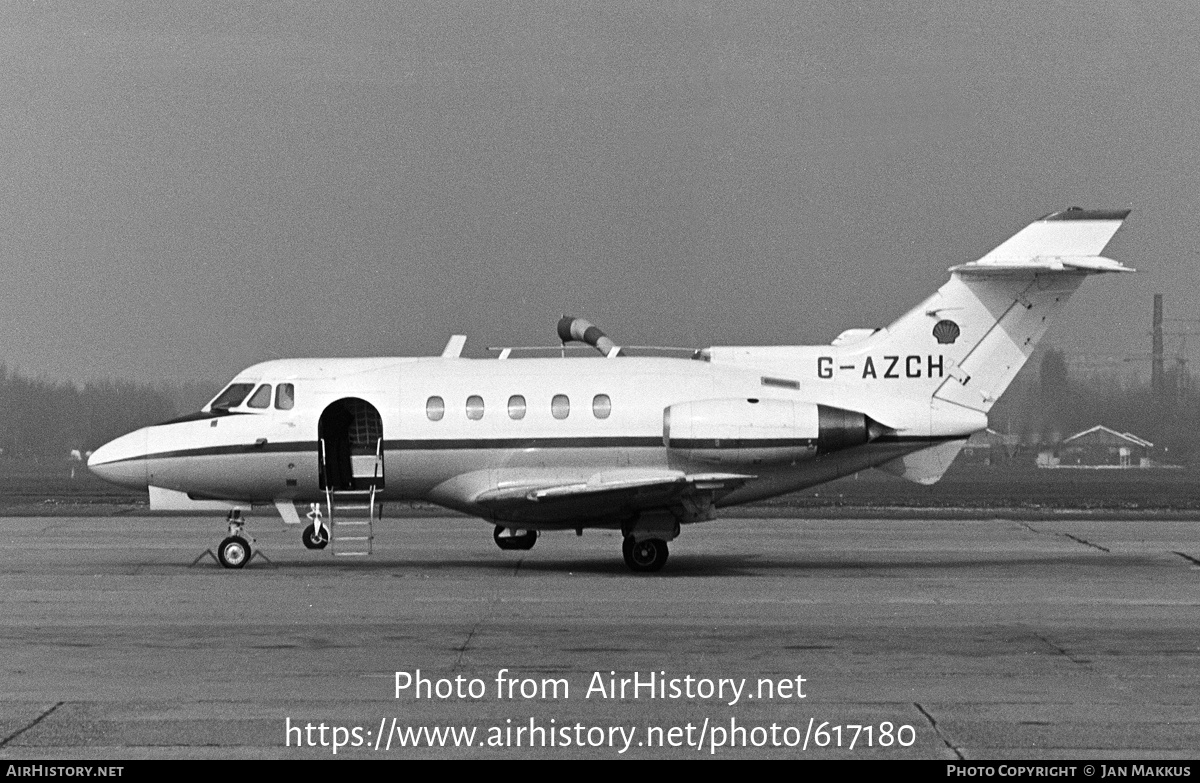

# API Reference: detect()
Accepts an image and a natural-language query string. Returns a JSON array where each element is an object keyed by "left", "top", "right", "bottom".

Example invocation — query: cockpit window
[
  {"left": 275, "top": 383, "right": 295, "bottom": 410},
  {"left": 246, "top": 384, "right": 272, "bottom": 409},
  {"left": 209, "top": 383, "right": 255, "bottom": 410}
]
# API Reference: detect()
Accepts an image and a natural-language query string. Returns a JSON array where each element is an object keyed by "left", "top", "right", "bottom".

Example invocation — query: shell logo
[{"left": 933, "top": 319, "right": 960, "bottom": 345}]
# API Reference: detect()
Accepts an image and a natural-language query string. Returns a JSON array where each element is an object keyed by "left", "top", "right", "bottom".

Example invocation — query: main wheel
[
  {"left": 493, "top": 526, "right": 538, "bottom": 551},
  {"left": 218, "top": 536, "right": 251, "bottom": 569},
  {"left": 622, "top": 535, "right": 668, "bottom": 572},
  {"left": 302, "top": 523, "right": 328, "bottom": 550}
]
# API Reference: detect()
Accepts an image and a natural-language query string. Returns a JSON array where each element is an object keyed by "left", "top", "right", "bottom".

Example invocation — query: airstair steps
[
  {"left": 327, "top": 487, "right": 377, "bottom": 557},
  {"left": 320, "top": 437, "right": 384, "bottom": 558}
]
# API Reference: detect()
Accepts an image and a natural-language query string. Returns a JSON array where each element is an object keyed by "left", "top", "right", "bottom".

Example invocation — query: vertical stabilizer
[{"left": 839, "top": 208, "right": 1132, "bottom": 414}]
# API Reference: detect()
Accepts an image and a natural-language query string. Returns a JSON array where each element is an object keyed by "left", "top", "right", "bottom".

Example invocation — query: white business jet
[{"left": 89, "top": 208, "right": 1132, "bottom": 571}]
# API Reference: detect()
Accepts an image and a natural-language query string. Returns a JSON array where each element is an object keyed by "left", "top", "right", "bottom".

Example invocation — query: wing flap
[{"left": 474, "top": 470, "right": 753, "bottom": 523}]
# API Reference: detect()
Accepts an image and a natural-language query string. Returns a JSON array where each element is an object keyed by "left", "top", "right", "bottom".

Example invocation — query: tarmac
[{"left": 1, "top": 512, "right": 1198, "bottom": 759}]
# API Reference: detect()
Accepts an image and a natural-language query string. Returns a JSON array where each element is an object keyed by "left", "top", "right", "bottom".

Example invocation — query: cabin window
[
  {"left": 246, "top": 384, "right": 272, "bottom": 409},
  {"left": 466, "top": 395, "right": 485, "bottom": 420},
  {"left": 275, "top": 383, "right": 295, "bottom": 410},
  {"left": 508, "top": 395, "right": 526, "bottom": 420},
  {"left": 210, "top": 383, "right": 255, "bottom": 411},
  {"left": 592, "top": 394, "right": 612, "bottom": 419},
  {"left": 426, "top": 396, "right": 445, "bottom": 421},
  {"left": 551, "top": 394, "right": 570, "bottom": 420}
]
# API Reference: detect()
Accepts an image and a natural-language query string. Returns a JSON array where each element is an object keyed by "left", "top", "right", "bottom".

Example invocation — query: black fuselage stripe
[
  {"left": 391, "top": 437, "right": 664, "bottom": 450},
  {"left": 668, "top": 439, "right": 817, "bottom": 449},
  {"left": 96, "top": 437, "right": 663, "bottom": 464},
  {"left": 94, "top": 434, "right": 960, "bottom": 465}
]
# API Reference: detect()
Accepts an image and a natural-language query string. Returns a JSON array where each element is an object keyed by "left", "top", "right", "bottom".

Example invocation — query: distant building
[
  {"left": 1039, "top": 425, "right": 1155, "bottom": 468},
  {"left": 960, "top": 428, "right": 1021, "bottom": 466}
]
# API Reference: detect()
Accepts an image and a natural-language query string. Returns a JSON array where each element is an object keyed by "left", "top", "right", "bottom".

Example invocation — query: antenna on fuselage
[
  {"left": 557, "top": 316, "right": 623, "bottom": 358},
  {"left": 440, "top": 334, "right": 467, "bottom": 358}
]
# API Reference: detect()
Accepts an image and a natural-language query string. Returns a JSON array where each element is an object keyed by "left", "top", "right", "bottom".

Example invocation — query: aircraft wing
[{"left": 473, "top": 469, "right": 753, "bottom": 525}]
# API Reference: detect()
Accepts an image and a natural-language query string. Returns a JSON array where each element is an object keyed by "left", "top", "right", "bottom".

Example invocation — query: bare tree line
[
  {"left": 990, "top": 348, "right": 1198, "bottom": 461},
  {"left": 0, "top": 365, "right": 216, "bottom": 461}
]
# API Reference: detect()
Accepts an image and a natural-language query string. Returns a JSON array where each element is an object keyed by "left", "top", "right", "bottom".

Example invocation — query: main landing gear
[
  {"left": 493, "top": 526, "right": 538, "bottom": 551},
  {"left": 619, "top": 513, "right": 677, "bottom": 573},
  {"left": 217, "top": 509, "right": 253, "bottom": 569},
  {"left": 622, "top": 535, "right": 669, "bottom": 573}
]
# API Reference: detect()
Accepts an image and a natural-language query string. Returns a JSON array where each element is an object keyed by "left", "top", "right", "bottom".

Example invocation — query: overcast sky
[{"left": 2, "top": 1, "right": 1197, "bottom": 387}]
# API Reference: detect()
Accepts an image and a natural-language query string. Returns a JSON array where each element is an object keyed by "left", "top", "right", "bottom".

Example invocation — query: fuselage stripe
[
  {"left": 668, "top": 438, "right": 817, "bottom": 449},
  {"left": 92, "top": 434, "right": 959, "bottom": 466}
]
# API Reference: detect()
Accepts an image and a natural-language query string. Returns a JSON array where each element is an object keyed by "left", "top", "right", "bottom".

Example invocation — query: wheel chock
[{"left": 188, "top": 548, "right": 277, "bottom": 568}]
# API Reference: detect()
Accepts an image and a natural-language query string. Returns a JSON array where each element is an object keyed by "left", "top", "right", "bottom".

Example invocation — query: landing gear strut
[
  {"left": 303, "top": 503, "right": 328, "bottom": 550},
  {"left": 494, "top": 526, "right": 538, "bottom": 551},
  {"left": 217, "top": 509, "right": 253, "bottom": 569},
  {"left": 622, "top": 535, "right": 669, "bottom": 572}
]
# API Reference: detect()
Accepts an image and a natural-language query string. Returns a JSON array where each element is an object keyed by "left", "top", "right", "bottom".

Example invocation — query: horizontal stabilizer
[
  {"left": 1050, "top": 255, "right": 1135, "bottom": 273},
  {"left": 951, "top": 208, "right": 1131, "bottom": 275},
  {"left": 951, "top": 255, "right": 1134, "bottom": 276},
  {"left": 876, "top": 439, "right": 968, "bottom": 485}
]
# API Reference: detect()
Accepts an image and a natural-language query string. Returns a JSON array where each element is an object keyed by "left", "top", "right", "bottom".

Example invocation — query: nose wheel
[
  {"left": 218, "top": 535, "right": 251, "bottom": 568},
  {"left": 216, "top": 509, "right": 253, "bottom": 569},
  {"left": 302, "top": 523, "right": 329, "bottom": 549},
  {"left": 303, "top": 504, "right": 329, "bottom": 549}
]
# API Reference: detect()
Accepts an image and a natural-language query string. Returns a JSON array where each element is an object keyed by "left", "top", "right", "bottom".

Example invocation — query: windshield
[
  {"left": 209, "top": 383, "right": 255, "bottom": 411},
  {"left": 246, "top": 384, "right": 273, "bottom": 409}
]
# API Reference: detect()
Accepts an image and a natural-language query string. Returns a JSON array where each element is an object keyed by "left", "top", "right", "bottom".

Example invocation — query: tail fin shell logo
[{"left": 933, "top": 320, "right": 960, "bottom": 344}]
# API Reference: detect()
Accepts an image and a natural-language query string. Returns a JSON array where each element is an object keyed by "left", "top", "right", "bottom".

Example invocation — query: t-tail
[{"left": 829, "top": 207, "right": 1133, "bottom": 413}]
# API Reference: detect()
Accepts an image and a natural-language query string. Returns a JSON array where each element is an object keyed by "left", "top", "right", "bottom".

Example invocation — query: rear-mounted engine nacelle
[{"left": 663, "top": 398, "right": 886, "bottom": 465}]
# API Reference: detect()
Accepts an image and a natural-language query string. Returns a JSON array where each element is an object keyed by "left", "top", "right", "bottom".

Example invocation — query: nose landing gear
[
  {"left": 218, "top": 535, "right": 251, "bottom": 568},
  {"left": 302, "top": 524, "right": 328, "bottom": 549},
  {"left": 303, "top": 503, "right": 329, "bottom": 550},
  {"left": 217, "top": 509, "right": 254, "bottom": 569}
]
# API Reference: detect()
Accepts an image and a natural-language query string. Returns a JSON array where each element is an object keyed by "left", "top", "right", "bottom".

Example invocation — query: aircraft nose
[{"left": 88, "top": 429, "right": 151, "bottom": 489}]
